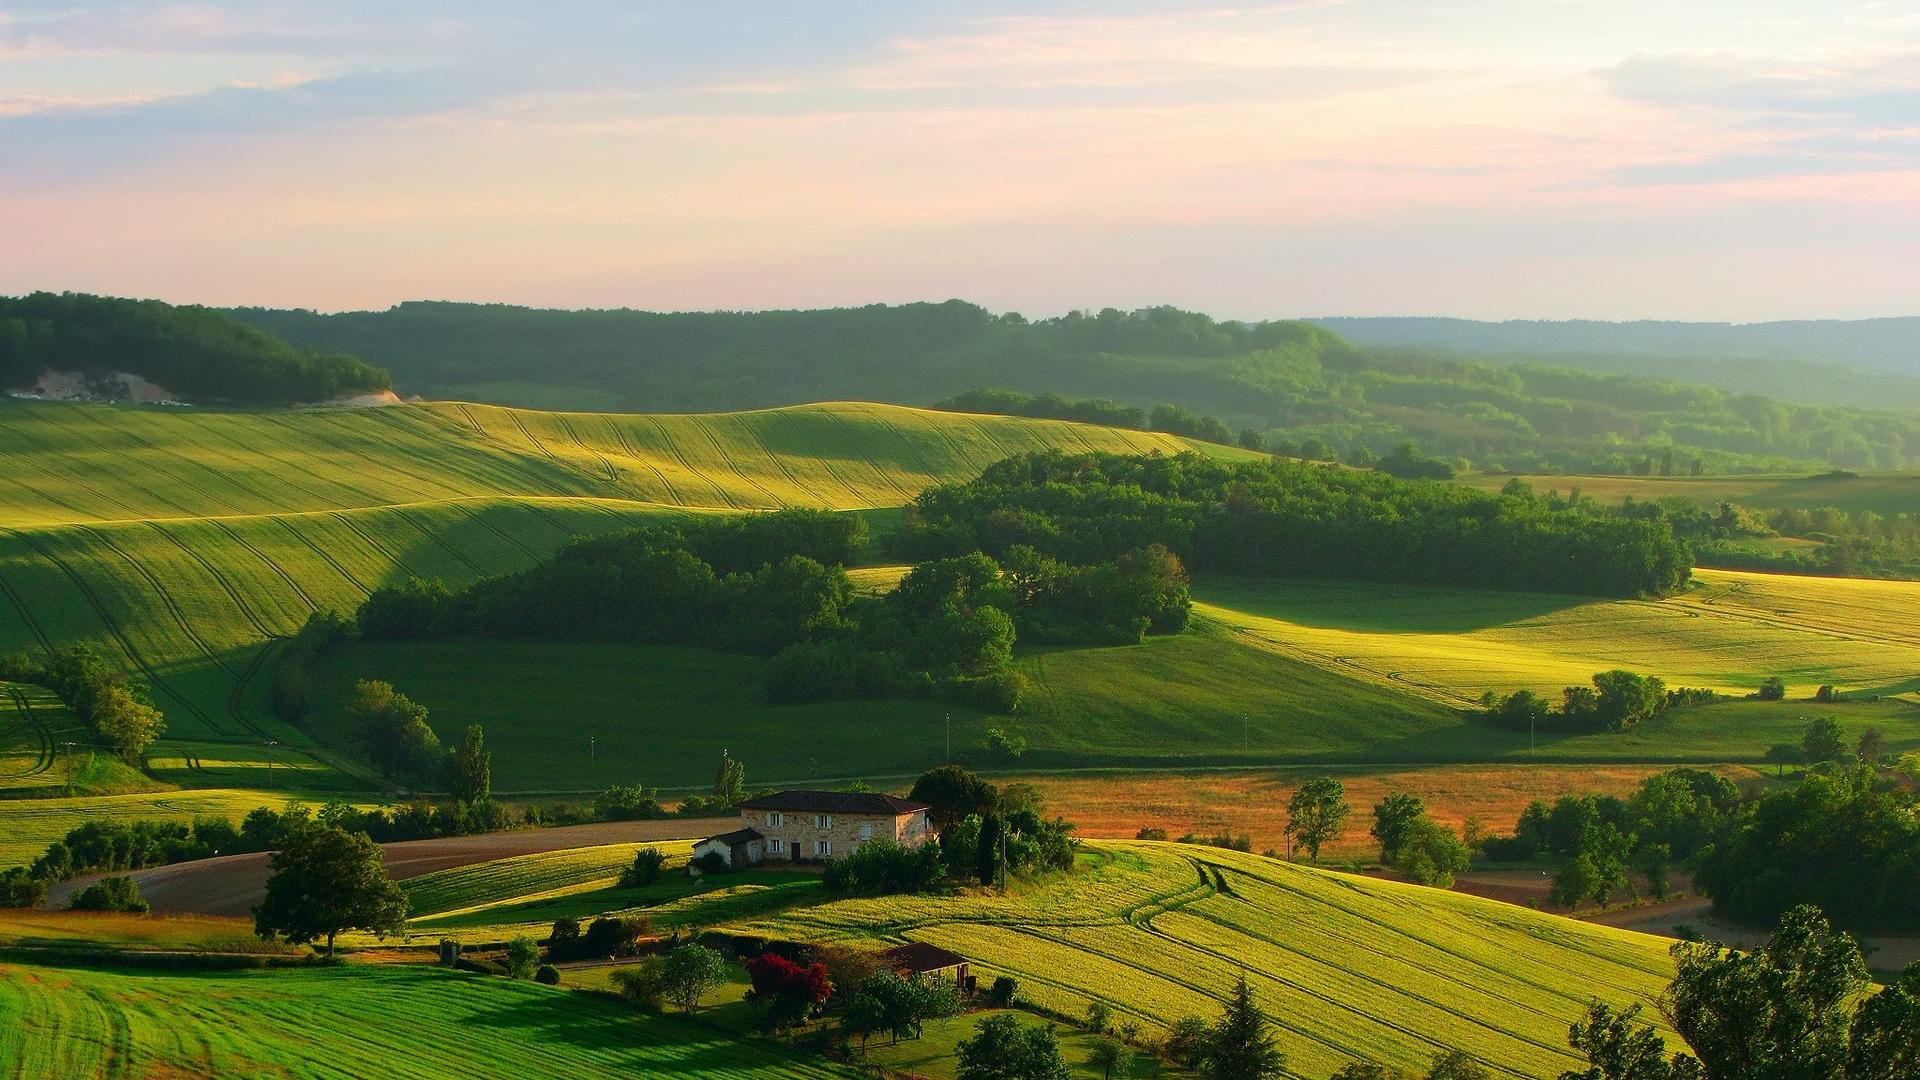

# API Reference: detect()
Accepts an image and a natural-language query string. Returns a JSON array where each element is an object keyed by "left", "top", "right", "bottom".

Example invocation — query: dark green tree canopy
[{"left": 252, "top": 825, "right": 407, "bottom": 956}]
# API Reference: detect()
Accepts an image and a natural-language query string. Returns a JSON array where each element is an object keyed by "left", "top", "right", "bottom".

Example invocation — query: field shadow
[
  {"left": 459, "top": 984, "right": 794, "bottom": 1069},
  {"left": 1191, "top": 575, "right": 1597, "bottom": 635}
]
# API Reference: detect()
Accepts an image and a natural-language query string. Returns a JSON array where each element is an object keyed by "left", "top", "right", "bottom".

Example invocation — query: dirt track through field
[{"left": 43, "top": 817, "right": 733, "bottom": 917}]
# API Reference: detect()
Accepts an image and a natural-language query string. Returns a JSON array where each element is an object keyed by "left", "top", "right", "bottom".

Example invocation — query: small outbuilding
[
  {"left": 691, "top": 826, "right": 763, "bottom": 870},
  {"left": 880, "top": 941, "right": 971, "bottom": 991}
]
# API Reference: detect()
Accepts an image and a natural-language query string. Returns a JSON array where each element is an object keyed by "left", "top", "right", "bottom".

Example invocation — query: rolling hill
[{"left": 0, "top": 399, "right": 1248, "bottom": 827}]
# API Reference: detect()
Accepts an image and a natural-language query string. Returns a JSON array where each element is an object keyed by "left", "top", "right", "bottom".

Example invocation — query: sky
[{"left": 1, "top": 1, "right": 1916, "bottom": 320}]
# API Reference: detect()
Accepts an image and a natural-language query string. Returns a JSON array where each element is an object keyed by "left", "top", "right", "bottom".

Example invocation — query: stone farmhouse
[{"left": 692, "top": 790, "right": 932, "bottom": 868}]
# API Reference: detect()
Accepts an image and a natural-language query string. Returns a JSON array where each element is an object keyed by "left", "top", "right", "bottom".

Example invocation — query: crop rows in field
[
  {"left": 738, "top": 842, "right": 1674, "bottom": 1078},
  {"left": 402, "top": 841, "right": 691, "bottom": 918},
  {"left": 0, "top": 962, "right": 856, "bottom": 1079}
]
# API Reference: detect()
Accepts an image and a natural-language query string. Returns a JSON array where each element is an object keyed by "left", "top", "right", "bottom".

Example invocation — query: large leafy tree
[
  {"left": 1559, "top": 1002, "right": 1702, "bottom": 1080},
  {"left": 252, "top": 826, "right": 406, "bottom": 957},
  {"left": 1285, "top": 776, "right": 1350, "bottom": 861},
  {"left": 956, "top": 1013, "right": 1069, "bottom": 1080},
  {"left": 1848, "top": 963, "right": 1920, "bottom": 1080},
  {"left": 448, "top": 724, "right": 491, "bottom": 805},
  {"left": 1660, "top": 905, "right": 1867, "bottom": 1080},
  {"left": 348, "top": 679, "right": 440, "bottom": 782},
  {"left": 910, "top": 765, "right": 999, "bottom": 834},
  {"left": 1370, "top": 793, "right": 1426, "bottom": 863}
]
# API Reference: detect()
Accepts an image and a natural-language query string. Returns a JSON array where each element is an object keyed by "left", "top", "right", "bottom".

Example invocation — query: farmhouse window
[
  {"left": 768, "top": 838, "right": 784, "bottom": 854},
  {"left": 815, "top": 840, "right": 832, "bottom": 857},
  {"left": 815, "top": 814, "right": 832, "bottom": 829},
  {"left": 767, "top": 812, "right": 784, "bottom": 827},
  {"left": 858, "top": 824, "right": 873, "bottom": 840}
]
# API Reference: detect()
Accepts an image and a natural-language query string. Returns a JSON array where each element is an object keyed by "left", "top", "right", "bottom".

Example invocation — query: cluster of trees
[
  {"left": 240, "top": 299, "right": 1920, "bottom": 473},
  {"left": 936, "top": 388, "right": 1251, "bottom": 447},
  {"left": 1482, "top": 671, "right": 1714, "bottom": 735},
  {"left": 1368, "top": 792, "right": 1473, "bottom": 889},
  {"left": 341, "top": 678, "right": 495, "bottom": 807},
  {"left": 896, "top": 451, "right": 1692, "bottom": 598},
  {"left": 357, "top": 510, "right": 865, "bottom": 652},
  {"left": 909, "top": 766, "right": 1078, "bottom": 887},
  {"left": 0, "top": 794, "right": 519, "bottom": 909},
  {"left": 268, "top": 610, "right": 350, "bottom": 725},
  {"left": 1565, "top": 906, "right": 1920, "bottom": 1080},
  {"left": 1, "top": 646, "right": 165, "bottom": 761},
  {"left": 1483, "top": 769, "right": 1742, "bottom": 908},
  {"left": 1, "top": 292, "right": 390, "bottom": 403},
  {"left": 1697, "top": 766, "right": 1920, "bottom": 933}
]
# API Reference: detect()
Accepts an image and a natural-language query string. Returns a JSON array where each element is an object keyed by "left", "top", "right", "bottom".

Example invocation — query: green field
[{"left": 0, "top": 961, "right": 856, "bottom": 1079}]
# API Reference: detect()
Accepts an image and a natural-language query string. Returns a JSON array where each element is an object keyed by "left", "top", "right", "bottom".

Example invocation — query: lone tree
[
  {"left": 1286, "top": 776, "right": 1350, "bottom": 861},
  {"left": 449, "top": 724, "right": 491, "bottom": 805},
  {"left": 956, "top": 1013, "right": 1070, "bottom": 1080},
  {"left": 253, "top": 825, "right": 407, "bottom": 957},
  {"left": 1801, "top": 717, "right": 1849, "bottom": 765},
  {"left": 659, "top": 942, "right": 727, "bottom": 1013},
  {"left": 910, "top": 765, "right": 999, "bottom": 834},
  {"left": 1204, "top": 976, "right": 1286, "bottom": 1080},
  {"left": 1371, "top": 792, "right": 1426, "bottom": 863}
]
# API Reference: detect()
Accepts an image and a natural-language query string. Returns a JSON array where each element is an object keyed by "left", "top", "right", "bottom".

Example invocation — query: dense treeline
[
  {"left": 0, "top": 797, "right": 512, "bottom": 908},
  {"left": 935, "top": 388, "right": 1245, "bottom": 447},
  {"left": 1696, "top": 767, "right": 1920, "bottom": 933},
  {"left": 1, "top": 292, "right": 390, "bottom": 403},
  {"left": 353, "top": 508, "right": 1187, "bottom": 710},
  {"left": 893, "top": 451, "right": 1692, "bottom": 598},
  {"left": 1477, "top": 722, "right": 1920, "bottom": 933},
  {"left": 1482, "top": 671, "right": 1715, "bottom": 734},
  {"left": 0, "top": 645, "right": 164, "bottom": 761},
  {"left": 235, "top": 299, "right": 1920, "bottom": 472},
  {"left": 357, "top": 510, "right": 865, "bottom": 651}
]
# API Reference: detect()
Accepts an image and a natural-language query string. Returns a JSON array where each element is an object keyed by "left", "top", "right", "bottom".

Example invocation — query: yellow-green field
[
  {"left": 1455, "top": 469, "right": 1920, "bottom": 517},
  {"left": 402, "top": 840, "right": 691, "bottom": 920},
  {"left": 381, "top": 840, "right": 1673, "bottom": 1078},
  {"left": 1197, "top": 568, "right": 1920, "bottom": 706}
]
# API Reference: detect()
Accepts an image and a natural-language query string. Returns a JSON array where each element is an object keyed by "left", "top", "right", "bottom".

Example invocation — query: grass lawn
[{"left": 862, "top": 1008, "right": 1173, "bottom": 1078}]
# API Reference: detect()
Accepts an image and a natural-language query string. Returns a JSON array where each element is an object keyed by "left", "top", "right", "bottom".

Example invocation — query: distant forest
[
  {"left": 236, "top": 301, "right": 1920, "bottom": 474},
  {"left": 0, "top": 293, "right": 391, "bottom": 405}
]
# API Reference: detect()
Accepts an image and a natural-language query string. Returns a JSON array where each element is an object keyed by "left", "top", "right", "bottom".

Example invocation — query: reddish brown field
[{"left": 1035, "top": 764, "right": 1764, "bottom": 860}]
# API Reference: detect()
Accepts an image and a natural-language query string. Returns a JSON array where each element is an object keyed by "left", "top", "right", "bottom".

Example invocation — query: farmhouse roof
[
  {"left": 880, "top": 942, "right": 968, "bottom": 974},
  {"left": 700, "top": 827, "right": 763, "bottom": 846},
  {"left": 737, "top": 790, "right": 930, "bottom": 815}
]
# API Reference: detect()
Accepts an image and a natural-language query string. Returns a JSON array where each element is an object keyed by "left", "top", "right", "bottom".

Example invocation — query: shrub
[
  {"left": 612, "top": 958, "right": 667, "bottom": 1011},
  {"left": 67, "top": 876, "right": 150, "bottom": 914},
  {"left": 988, "top": 975, "right": 1019, "bottom": 1006},
  {"left": 534, "top": 964, "right": 560, "bottom": 985},
  {"left": 1134, "top": 826, "right": 1169, "bottom": 841},
  {"left": 620, "top": 847, "right": 666, "bottom": 887},
  {"left": 504, "top": 936, "right": 540, "bottom": 979},
  {"left": 983, "top": 726, "right": 1028, "bottom": 759},
  {"left": 691, "top": 851, "right": 728, "bottom": 876},
  {"left": 822, "top": 839, "right": 944, "bottom": 896},
  {"left": 582, "top": 916, "right": 646, "bottom": 958},
  {"left": 1756, "top": 676, "right": 1787, "bottom": 701}
]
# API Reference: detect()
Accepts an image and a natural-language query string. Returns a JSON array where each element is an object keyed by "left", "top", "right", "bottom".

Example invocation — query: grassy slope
[
  {"left": 0, "top": 961, "right": 855, "bottom": 1080},
  {"left": 732, "top": 842, "right": 1677, "bottom": 1078},
  {"left": 401, "top": 840, "right": 690, "bottom": 918},
  {"left": 1454, "top": 469, "right": 1920, "bottom": 517}
]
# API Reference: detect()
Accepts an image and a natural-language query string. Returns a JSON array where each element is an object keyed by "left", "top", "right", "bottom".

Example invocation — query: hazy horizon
[{"left": 4, "top": 1, "right": 1916, "bottom": 321}]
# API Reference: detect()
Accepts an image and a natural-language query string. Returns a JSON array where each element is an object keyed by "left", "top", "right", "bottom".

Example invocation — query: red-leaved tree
[{"left": 745, "top": 953, "right": 833, "bottom": 1032}]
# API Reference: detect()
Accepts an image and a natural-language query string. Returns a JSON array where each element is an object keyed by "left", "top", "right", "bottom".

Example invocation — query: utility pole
[
  {"left": 945, "top": 713, "right": 951, "bottom": 763},
  {"left": 264, "top": 738, "right": 278, "bottom": 787},
  {"left": 590, "top": 735, "right": 596, "bottom": 767},
  {"left": 1243, "top": 715, "right": 1249, "bottom": 754}
]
